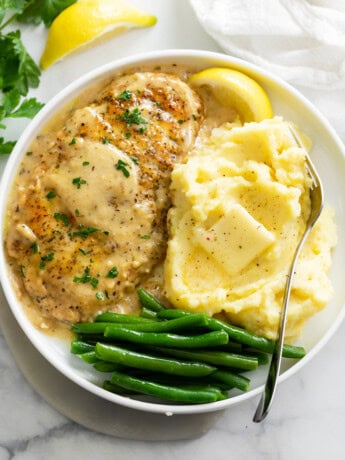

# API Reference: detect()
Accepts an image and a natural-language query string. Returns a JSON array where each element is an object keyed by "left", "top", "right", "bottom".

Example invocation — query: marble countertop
[{"left": 1, "top": 1, "right": 345, "bottom": 458}]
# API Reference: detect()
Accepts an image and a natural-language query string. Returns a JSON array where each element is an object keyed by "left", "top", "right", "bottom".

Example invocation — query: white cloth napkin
[{"left": 190, "top": 0, "right": 345, "bottom": 90}]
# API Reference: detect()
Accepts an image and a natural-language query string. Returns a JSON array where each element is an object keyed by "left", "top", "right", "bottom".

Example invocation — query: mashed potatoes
[{"left": 164, "top": 117, "right": 337, "bottom": 341}]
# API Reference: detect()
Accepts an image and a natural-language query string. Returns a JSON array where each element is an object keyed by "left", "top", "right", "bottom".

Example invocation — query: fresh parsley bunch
[{"left": 0, "top": 0, "right": 76, "bottom": 154}]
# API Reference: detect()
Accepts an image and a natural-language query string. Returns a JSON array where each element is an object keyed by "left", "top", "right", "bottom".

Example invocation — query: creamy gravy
[{"left": 5, "top": 64, "right": 236, "bottom": 335}]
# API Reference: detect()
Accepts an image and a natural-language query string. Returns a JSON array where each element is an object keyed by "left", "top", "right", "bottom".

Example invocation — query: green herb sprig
[
  {"left": 73, "top": 266, "right": 98, "bottom": 287},
  {"left": 0, "top": 1, "right": 77, "bottom": 154},
  {"left": 115, "top": 159, "right": 130, "bottom": 178},
  {"left": 118, "top": 108, "right": 147, "bottom": 127}
]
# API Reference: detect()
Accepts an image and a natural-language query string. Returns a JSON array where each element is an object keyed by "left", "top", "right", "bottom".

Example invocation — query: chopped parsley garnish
[
  {"left": 73, "top": 267, "right": 91, "bottom": 283},
  {"left": 106, "top": 266, "right": 118, "bottom": 278},
  {"left": 31, "top": 241, "right": 39, "bottom": 253},
  {"left": 138, "top": 126, "right": 147, "bottom": 134},
  {"left": 26, "top": 151, "right": 33, "bottom": 156},
  {"left": 117, "top": 89, "right": 133, "bottom": 101},
  {"left": 130, "top": 156, "right": 139, "bottom": 165},
  {"left": 155, "top": 102, "right": 161, "bottom": 107},
  {"left": 90, "top": 278, "right": 99, "bottom": 288},
  {"left": 75, "top": 209, "right": 80, "bottom": 216},
  {"left": 69, "top": 137, "right": 77, "bottom": 145},
  {"left": 103, "top": 230, "right": 110, "bottom": 236},
  {"left": 46, "top": 191, "right": 56, "bottom": 199},
  {"left": 140, "top": 234, "right": 151, "bottom": 239},
  {"left": 192, "top": 114, "right": 197, "bottom": 121},
  {"left": 96, "top": 292, "right": 104, "bottom": 301},
  {"left": 118, "top": 108, "right": 147, "bottom": 126},
  {"left": 104, "top": 290, "right": 109, "bottom": 299},
  {"left": 70, "top": 225, "right": 99, "bottom": 239},
  {"left": 82, "top": 161, "right": 90, "bottom": 166},
  {"left": 19, "top": 264, "right": 25, "bottom": 278},
  {"left": 54, "top": 212, "right": 69, "bottom": 226},
  {"left": 40, "top": 252, "right": 54, "bottom": 269},
  {"left": 177, "top": 119, "right": 184, "bottom": 124},
  {"left": 72, "top": 177, "right": 87, "bottom": 189},
  {"left": 124, "top": 132, "right": 131, "bottom": 139},
  {"left": 41, "top": 252, "right": 54, "bottom": 262},
  {"left": 115, "top": 159, "right": 130, "bottom": 178},
  {"left": 79, "top": 248, "right": 88, "bottom": 255},
  {"left": 73, "top": 267, "right": 98, "bottom": 288}
]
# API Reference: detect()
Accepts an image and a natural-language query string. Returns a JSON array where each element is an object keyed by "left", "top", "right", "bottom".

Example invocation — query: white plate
[{"left": 1, "top": 50, "right": 345, "bottom": 416}]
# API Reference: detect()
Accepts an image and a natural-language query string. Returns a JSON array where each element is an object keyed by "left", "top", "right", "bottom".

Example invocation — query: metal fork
[{"left": 253, "top": 124, "right": 324, "bottom": 422}]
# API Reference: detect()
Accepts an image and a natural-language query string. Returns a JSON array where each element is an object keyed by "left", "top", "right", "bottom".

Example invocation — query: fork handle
[{"left": 253, "top": 228, "right": 312, "bottom": 422}]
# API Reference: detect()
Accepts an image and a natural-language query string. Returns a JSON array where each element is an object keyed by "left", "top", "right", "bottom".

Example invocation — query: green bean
[
  {"left": 72, "top": 319, "right": 159, "bottom": 335},
  {"left": 157, "top": 309, "right": 194, "bottom": 320},
  {"left": 95, "top": 343, "right": 216, "bottom": 377},
  {"left": 104, "top": 327, "right": 229, "bottom": 348},
  {"left": 140, "top": 307, "right": 158, "bottom": 320},
  {"left": 157, "top": 309, "right": 305, "bottom": 359},
  {"left": 176, "top": 384, "right": 228, "bottom": 400},
  {"left": 77, "top": 351, "right": 99, "bottom": 364},
  {"left": 95, "top": 312, "right": 154, "bottom": 323},
  {"left": 137, "top": 289, "right": 166, "bottom": 312},
  {"left": 70, "top": 340, "right": 95, "bottom": 354},
  {"left": 208, "top": 318, "right": 306, "bottom": 358},
  {"left": 147, "top": 347, "right": 258, "bottom": 371},
  {"left": 103, "top": 314, "right": 207, "bottom": 333},
  {"left": 243, "top": 350, "right": 270, "bottom": 365},
  {"left": 103, "top": 379, "right": 138, "bottom": 395},
  {"left": 126, "top": 372, "right": 235, "bottom": 391},
  {"left": 214, "top": 342, "right": 243, "bottom": 353},
  {"left": 75, "top": 333, "right": 117, "bottom": 344},
  {"left": 94, "top": 361, "right": 121, "bottom": 373},
  {"left": 110, "top": 370, "right": 223, "bottom": 403},
  {"left": 72, "top": 322, "right": 110, "bottom": 335},
  {"left": 211, "top": 370, "right": 250, "bottom": 392}
]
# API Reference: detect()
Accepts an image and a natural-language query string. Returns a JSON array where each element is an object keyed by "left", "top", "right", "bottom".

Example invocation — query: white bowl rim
[{"left": 1, "top": 48, "right": 345, "bottom": 416}]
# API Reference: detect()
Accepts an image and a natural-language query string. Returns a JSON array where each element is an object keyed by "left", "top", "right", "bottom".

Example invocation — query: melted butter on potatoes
[{"left": 164, "top": 117, "right": 337, "bottom": 342}]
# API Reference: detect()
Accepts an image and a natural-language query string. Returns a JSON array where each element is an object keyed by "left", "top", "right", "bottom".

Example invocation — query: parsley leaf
[
  {"left": 0, "top": 30, "right": 40, "bottom": 95},
  {"left": 69, "top": 225, "right": 99, "bottom": 240},
  {"left": 9, "top": 97, "right": 44, "bottom": 117},
  {"left": 0, "top": 137, "right": 15, "bottom": 153},
  {"left": 54, "top": 212, "right": 69, "bottom": 226},
  {"left": 115, "top": 159, "right": 130, "bottom": 178},
  {"left": 106, "top": 266, "right": 118, "bottom": 278},
  {"left": 46, "top": 190, "right": 55, "bottom": 199},
  {"left": 0, "top": 1, "right": 26, "bottom": 26},
  {"left": 73, "top": 266, "right": 99, "bottom": 288},
  {"left": 118, "top": 108, "right": 147, "bottom": 126},
  {"left": 17, "top": 0, "right": 77, "bottom": 27},
  {"left": 0, "top": 1, "right": 75, "bottom": 154},
  {"left": 0, "top": 28, "right": 43, "bottom": 153},
  {"left": 117, "top": 89, "right": 132, "bottom": 101},
  {"left": 72, "top": 176, "right": 87, "bottom": 189}
]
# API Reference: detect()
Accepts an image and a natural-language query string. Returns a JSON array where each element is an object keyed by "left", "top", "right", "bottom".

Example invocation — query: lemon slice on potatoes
[
  {"left": 40, "top": 0, "right": 157, "bottom": 69},
  {"left": 188, "top": 67, "right": 273, "bottom": 122}
]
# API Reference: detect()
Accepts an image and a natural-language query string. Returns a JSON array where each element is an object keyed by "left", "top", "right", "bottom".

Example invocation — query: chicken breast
[{"left": 6, "top": 72, "right": 203, "bottom": 324}]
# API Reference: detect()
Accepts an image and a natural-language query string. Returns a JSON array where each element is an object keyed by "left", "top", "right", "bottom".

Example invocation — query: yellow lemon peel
[
  {"left": 40, "top": 0, "right": 157, "bottom": 69},
  {"left": 188, "top": 67, "right": 273, "bottom": 122}
]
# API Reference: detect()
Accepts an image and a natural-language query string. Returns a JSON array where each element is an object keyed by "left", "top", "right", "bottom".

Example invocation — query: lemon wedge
[
  {"left": 188, "top": 67, "right": 273, "bottom": 122},
  {"left": 40, "top": 0, "right": 157, "bottom": 69}
]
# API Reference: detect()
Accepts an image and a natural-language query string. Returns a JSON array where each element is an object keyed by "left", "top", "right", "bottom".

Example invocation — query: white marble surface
[{"left": 1, "top": 1, "right": 345, "bottom": 458}]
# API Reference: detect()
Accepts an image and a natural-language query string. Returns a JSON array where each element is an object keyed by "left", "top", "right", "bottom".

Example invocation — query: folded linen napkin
[{"left": 190, "top": 0, "right": 345, "bottom": 90}]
